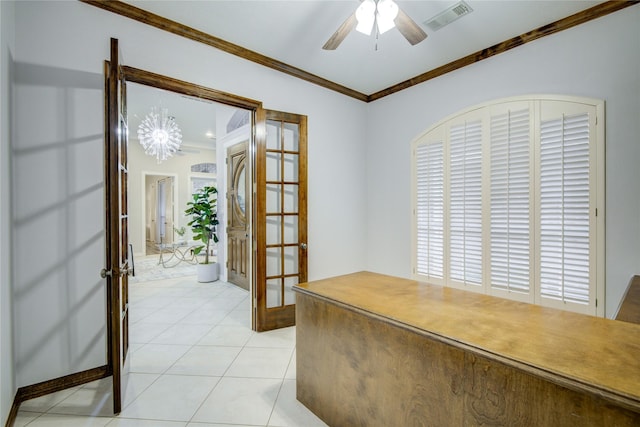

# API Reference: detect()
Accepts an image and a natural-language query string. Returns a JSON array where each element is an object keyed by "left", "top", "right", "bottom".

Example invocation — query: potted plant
[{"left": 185, "top": 185, "right": 219, "bottom": 282}]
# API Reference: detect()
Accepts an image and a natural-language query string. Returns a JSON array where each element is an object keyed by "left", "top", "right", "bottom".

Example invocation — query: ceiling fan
[{"left": 323, "top": 0, "right": 427, "bottom": 50}]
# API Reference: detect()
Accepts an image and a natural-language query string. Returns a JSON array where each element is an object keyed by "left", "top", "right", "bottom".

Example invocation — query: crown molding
[{"left": 81, "top": 0, "right": 638, "bottom": 103}]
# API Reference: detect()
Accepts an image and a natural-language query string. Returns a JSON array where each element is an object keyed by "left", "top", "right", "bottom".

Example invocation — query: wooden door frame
[
  {"left": 120, "top": 68, "right": 309, "bottom": 334},
  {"left": 105, "top": 37, "right": 128, "bottom": 414},
  {"left": 253, "top": 110, "right": 308, "bottom": 331},
  {"left": 113, "top": 65, "right": 265, "bottom": 331}
]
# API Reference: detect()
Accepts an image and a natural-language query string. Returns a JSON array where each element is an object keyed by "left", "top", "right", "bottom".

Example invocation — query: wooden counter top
[
  {"left": 294, "top": 271, "right": 640, "bottom": 411},
  {"left": 617, "top": 275, "right": 640, "bottom": 324}
]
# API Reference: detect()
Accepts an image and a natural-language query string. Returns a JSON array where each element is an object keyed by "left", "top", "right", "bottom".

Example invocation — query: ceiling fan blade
[
  {"left": 323, "top": 13, "right": 357, "bottom": 50},
  {"left": 394, "top": 7, "right": 427, "bottom": 45}
]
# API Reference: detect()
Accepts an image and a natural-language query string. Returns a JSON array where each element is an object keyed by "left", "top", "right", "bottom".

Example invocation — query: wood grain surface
[
  {"left": 616, "top": 275, "right": 640, "bottom": 325},
  {"left": 294, "top": 271, "right": 640, "bottom": 426}
]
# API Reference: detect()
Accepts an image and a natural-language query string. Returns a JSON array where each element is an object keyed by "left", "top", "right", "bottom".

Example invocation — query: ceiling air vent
[{"left": 424, "top": 1, "right": 473, "bottom": 32}]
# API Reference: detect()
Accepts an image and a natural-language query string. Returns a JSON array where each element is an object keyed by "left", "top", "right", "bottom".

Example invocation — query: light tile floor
[{"left": 15, "top": 275, "right": 328, "bottom": 427}]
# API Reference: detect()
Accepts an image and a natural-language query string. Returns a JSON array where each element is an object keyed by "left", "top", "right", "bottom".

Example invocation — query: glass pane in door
[{"left": 265, "top": 119, "right": 300, "bottom": 309}]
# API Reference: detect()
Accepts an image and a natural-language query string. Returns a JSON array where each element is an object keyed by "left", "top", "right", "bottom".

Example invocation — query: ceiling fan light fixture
[
  {"left": 376, "top": 0, "right": 399, "bottom": 34},
  {"left": 323, "top": 0, "right": 425, "bottom": 50},
  {"left": 355, "top": 0, "right": 376, "bottom": 35},
  {"left": 376, "top": 14, "right": 395, "bottom": 34}
]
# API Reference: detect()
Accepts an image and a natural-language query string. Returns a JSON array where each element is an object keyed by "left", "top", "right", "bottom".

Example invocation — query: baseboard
[
  {"left": 4, "top": 365, "right": 110, "bottom": 427},
  {"left": 4, "top": 394, "right": 20, "bottom": 427}
]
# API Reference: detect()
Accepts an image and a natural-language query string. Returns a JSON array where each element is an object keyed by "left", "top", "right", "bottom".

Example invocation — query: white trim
[
  {"left": 595, "top": 101, "right": 606, "bottom": 318},
  {"left": 411, "top": 95, "right": 604, "bottom": 143}
]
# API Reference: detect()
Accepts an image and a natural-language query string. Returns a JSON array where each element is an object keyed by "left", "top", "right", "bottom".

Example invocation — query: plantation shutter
[
  {"left": 539, "top": 110, "right": 591, "bottom": 305},
  {"left": 415, "top": 141, "right": 444, "bottom": 279},
  {"left": 490, "top": 107, "right": 532, "bottom": 296},
  {"left": 449, "top": 120, "right": 482, "bottom": 286},
  {"left": 412, "top": 96, "right": 602, "bottom": 316}
]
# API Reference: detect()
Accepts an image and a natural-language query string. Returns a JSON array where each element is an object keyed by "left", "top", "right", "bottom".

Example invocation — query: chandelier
[{"left": 137, "top": 107, "right": 182, "bottom": 162}]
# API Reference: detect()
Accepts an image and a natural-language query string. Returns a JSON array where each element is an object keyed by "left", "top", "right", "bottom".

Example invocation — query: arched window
[
  {"left": 412, "top": 95, "right": 604, "bottom": 316},
  {"left": 191, "top": 162, "right": 216, "bottom": 174}
]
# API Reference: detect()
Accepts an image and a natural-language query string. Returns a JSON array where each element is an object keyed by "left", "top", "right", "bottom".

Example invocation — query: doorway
[
  {"left": 144, "top": 174, "right": 176, "bottom": 255},
  {"left": 115, "top": 62, "right": 308, "bottom": 338}
]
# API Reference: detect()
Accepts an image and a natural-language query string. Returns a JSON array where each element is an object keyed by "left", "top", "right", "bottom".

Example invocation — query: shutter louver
[
  {"left": 412, "top": 96, "right": 600, "bottom": 316},
  {"left": 540, "top": 113, "right": 590, "bottom": 304},
  {"left": 416, "top": 142, "right": 444, "bottom": 279},
  {"left": 449, "top": 121, "right": 482, "bottom": 286},
  {"left": 490, "top": 108, "right": 531, "bottom": 294}
]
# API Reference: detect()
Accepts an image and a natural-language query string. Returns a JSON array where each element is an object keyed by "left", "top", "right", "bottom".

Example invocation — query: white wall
[
  {"left": 365, "top": 6, "right": 640, "bottom": 318},
  {"left": 6, "top": 0, "right": 637, "bottom": 404},
  {"left": 11, "top": 60, "right": 107, "bottom": 387},
  {"left": 1, "top": 0, "right": 16, "bottom": 422},
  {"left": 12, "top": 0, "right": 367, "bottom": 388}
]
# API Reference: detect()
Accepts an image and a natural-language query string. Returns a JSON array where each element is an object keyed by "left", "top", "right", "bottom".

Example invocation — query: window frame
[{"left": 411, "top": 95, "right": 605, "bottom": 317}]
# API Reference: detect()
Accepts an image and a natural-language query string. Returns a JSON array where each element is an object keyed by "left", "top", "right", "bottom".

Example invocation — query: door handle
[
  {"left": 100, "top": 268, "right": 113, "bottom": 278},
  {"left": 300, "top": 242, "right": 308, "bottom": 250}
]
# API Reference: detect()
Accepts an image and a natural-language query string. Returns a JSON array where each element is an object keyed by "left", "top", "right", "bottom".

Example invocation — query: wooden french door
[
  {"left": 227, "top": 141, "right": 250, "bottom": 290},
  {"left": 254, "top": 109, "right": 308, "bottom": 332},
  {"left": 105, "top": 37, "right": 130, "bottom": 414}
]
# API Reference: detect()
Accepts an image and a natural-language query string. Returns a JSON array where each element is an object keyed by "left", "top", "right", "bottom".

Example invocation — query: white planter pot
[{"left": 197, "top": 262, "right": 218, "bottom": 283}]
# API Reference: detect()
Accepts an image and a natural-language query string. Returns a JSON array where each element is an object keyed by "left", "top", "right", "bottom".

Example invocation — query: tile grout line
[
  {"left": 16, "top": 272, "right": 313, "bottom": 426},
  {"left": 184, "top": 282, "right": 254, "bottom": 426},
  {"left": 122, "top": 277, "right": 225, "bottom": 418}
]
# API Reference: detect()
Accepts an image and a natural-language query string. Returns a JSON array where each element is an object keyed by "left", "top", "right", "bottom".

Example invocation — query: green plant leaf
[{"left": 184, "top": 185, "right": 218, "bottom": 265}]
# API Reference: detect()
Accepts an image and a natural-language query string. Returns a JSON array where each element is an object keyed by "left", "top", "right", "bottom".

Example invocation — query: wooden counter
[
  {"left": 617, "top": 275, "right": 640, "bottom": 325},
  {"left": 293, "top": 271, "right": 640, "bottom": 426}
]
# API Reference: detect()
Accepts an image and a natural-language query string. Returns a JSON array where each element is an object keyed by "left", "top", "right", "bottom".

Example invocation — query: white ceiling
[
  {"left": 123, "top": 0, "right": 605, "bottom": 95},
  {"left": 124, "top": 0, "right": 607, "bottom": 149},
  {"left": 128, "top": 81, "right": 233, "bottom": 150}
]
